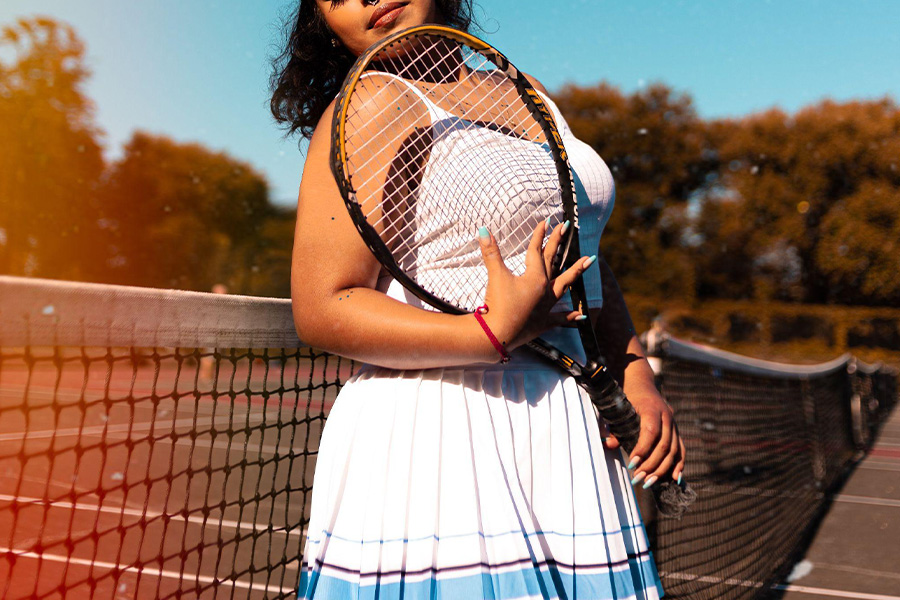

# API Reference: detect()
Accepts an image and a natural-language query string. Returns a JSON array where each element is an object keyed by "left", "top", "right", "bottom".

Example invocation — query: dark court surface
[{"left": 774, "top": 402, "right": 900, "bottom": 600}]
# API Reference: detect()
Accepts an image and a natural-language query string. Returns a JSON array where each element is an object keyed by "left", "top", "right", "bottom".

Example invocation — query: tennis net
[
  {"left": 0, "top": 276, "right": 357, "bottom": 599},
  {"left": 1, "top": 276, "right": 896, "bottom": 599},
  {"left": 641, "top": 327, "right": 898, "bottom": 600}
]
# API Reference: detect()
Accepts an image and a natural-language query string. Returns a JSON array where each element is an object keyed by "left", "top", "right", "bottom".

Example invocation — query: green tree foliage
[
  {"left": 245, "top": 210, "right": 296, "bottom": 298},
  {"left": 0, "top": 17, "right": 104, "bottom": 280},
  {"left": 98, "top": 132, "right": 280, "bottom": 294},
  {"left": 552, "top": 83, "right": 718, "bottom": 301}
]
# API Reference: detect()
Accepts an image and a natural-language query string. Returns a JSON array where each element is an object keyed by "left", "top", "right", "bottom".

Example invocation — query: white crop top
[{"left": 368, "top": 74, "right": 616, "bottom": 360}]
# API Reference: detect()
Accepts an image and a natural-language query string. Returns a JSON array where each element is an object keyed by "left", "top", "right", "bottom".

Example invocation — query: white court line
[
  {"left": 0, "top": 428, "right": 309, "bottom": 460},
  {"left": 0, "top": 494, "right": 303, "bottom": 539},
  {"left": 771, "top": 583, "right": 900, "bottom": 599},
  {"left": 811, "top": 562, "right": 900, "bottom": 581},
  {"left": 0, "top": 410, "right": 317, "bottom": 459},
  {"left": 832, "top": 494, "right": 900, "bottom": 508},
  {"left": 0, "top": 410, "right": 293, "bottom": 444},
  {"left": 662, "top": 571, "right": 900, "bottom": 600},
  {"left": 858, "top": 463, "right": 900, "bottom": 473},
  {"left": 866, "top": 457, "right": 900, "bottom": 465},
  {"left": 0, "top": 546, "right": 297, "bottom": 594},
  {"left": 659, "top": 570, "right": 762, "bottom": 589}
]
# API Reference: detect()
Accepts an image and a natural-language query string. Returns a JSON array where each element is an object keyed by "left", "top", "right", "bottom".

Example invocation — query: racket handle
[{"left": 582, "top": 365, "right": 697, "bottom": 519}]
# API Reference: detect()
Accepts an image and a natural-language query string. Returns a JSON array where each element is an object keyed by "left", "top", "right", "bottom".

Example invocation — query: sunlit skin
[
  {"left": 316, "top": 0, "right": 440, "bottom": 56},
  {"left": 294, "top": 0, "right": 685, "bottom": 484}
]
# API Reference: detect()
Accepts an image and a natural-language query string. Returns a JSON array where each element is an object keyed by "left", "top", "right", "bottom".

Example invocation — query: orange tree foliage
[
  {"left": 3, "top": 16, "right": 898, "bottom": 305},
  {"left": 0, "top": 17, "right": 105, "bottom": 280},
  {"left": 552, "top": 83, "right": 718, "bottom": 301},
  {"left": 554, "top": 82, "right": 900, "bottom": 308},
  {"left": 0, "top": 16, "right": 293, "bottom": 296},
  {"left": 98, "top": 132, "right": 289, "bottom": 294},
  {"left": 699, "top": 99, "right": 900, "bottom": 306}
]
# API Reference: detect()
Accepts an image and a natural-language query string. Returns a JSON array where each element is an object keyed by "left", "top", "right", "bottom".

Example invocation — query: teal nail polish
[
  {"left": 642, "top": 475, "right": 658, "bottom": 489},
  {"left": 576, "top": 315, "right": 588, "bottom": 321},
  {"left": 477, "top": 226, "right": 489, "bottom": 239},
  {"left": 631, "top": 472, "right": 645, "bottom": 486},
  {"left": 677, "top": 473, "right": 683, "bottom": 486},
  {"left": 627, "top": 457, "right": 640, "bottom": 470},
  {"left": 561, "top": 220, "right": 571, "bottom": 234},
  {"left": 584, "top": 255, "right": 597, "bottom": 268},
  {"left": 545, "top": 217, "right": 551, "bottom": 228}
]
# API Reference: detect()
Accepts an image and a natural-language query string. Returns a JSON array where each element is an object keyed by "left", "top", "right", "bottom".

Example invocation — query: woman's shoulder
[
  {"left": 519, "top": 73, "right": 572, "bottom": 137},
  {"left": 522, "top": 73, "right": 550, "bottom": 95},
  {"left": 311, "top": 72, "right": 430, "bottom": 142}
]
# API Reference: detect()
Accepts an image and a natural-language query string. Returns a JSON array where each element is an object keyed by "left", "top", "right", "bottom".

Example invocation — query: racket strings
[
  {"left": 341, "top": 33, "right": 565, "bottom": 311},
  {"left": 360, "top": 80, "right": 546, "bottom": 254},
  {"left": 346, "top": 44, "right": 515, "bottom": 186},
  {"left": 347, "top": 37, "right": 544, "bottom": 186},
  {"left": 345, "top": 39, "right": 466, "bottom": 176}
]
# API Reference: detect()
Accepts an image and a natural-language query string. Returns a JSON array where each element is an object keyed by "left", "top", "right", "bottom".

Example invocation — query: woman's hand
[
  {"left": 476, "top": 220, "right": 594, "bottom": 353},
  {"left": 604, "top": 389, "right": 687, "bottom": 487}
]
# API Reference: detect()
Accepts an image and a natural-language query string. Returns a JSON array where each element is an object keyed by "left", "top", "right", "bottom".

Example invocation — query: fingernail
[
  {"left": 477, "top": 226, "right": 490, "bottom": 240},
  {"left": 561, "top": 220, "right": 571, "bottom": 234},
  {"left": 583, "top": 255, "right": 597, "bottom": 268},
  {"left": 576, "top": 315, "right": 588, "bottom": 321},
  {"left": 631, "top": 472, "right": 645, "bottom": 486},
  {"left": 627, "top": 457, "right": 641, "bottom": 470},
  {"left": 677, "top": 473, "right": 682, "bottom": 485},
  {"left": 642, "top": 475, "right": 658, "bottom": 489},
  {"left": 545, "top": 217, "right": 551, "bottom": 228}
]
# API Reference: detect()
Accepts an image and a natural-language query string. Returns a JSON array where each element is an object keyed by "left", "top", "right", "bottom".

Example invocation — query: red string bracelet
[{"left": 473, "top": 304, "right": 510, "bottom": 364}]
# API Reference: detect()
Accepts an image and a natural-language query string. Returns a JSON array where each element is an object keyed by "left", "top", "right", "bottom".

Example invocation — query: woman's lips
[{"left": 369, "top": 3, "right": 406, "bottom": 29}]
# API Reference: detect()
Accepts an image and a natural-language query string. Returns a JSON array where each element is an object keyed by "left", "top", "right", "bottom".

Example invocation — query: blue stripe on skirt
[{"left": 299, "top": 555, "right": 663, "bottom": 599}]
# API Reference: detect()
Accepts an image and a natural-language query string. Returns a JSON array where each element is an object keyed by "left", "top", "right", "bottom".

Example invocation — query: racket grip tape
[{"left": 583, "top": 368, "right": 697, "bottom": 519}]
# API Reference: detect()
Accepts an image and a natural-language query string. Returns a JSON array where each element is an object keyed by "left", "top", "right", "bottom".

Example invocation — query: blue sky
[{"left": 2, "top": 0, "right": 899, "bottom": 206}]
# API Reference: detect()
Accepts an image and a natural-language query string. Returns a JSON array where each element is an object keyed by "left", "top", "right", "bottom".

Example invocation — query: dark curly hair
[{"left": 270, "top": 0, "right": 476, "bottom": 141}]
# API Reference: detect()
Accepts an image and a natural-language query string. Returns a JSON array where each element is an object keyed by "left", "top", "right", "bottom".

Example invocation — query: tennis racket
[{"left": 330, "top": 24, "right": 695, "bottom": 518}]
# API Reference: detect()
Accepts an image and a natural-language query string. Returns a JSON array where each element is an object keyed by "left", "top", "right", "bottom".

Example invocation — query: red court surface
[{"left": 0, "top": 352, "right": 349, "bottom": 599}]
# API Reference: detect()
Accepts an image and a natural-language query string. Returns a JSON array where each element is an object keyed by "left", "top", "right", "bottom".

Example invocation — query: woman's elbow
[{"left": 291, "top": 284, "right": 335, "bottom": 349}]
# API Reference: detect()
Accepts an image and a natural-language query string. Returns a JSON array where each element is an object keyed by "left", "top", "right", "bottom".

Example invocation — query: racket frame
[
  {"left": 329, "top": 24, "right": 694, "bottom": 517},
  {"left": 331, "top": 24, "right": 578, "bottom": 316}
]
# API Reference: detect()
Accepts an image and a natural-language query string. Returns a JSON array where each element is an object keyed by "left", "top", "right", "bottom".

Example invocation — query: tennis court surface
[{"left": 1, "top": 276, "right": 897, "bottom": 599}]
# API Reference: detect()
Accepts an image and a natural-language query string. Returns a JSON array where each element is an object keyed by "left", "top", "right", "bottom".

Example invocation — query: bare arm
[
  {"left": 525, "top": 71, "right": 685, "bottom": 484},
  {"left": 592, "top": 254, "right": 686, "bottom": 485},
  {"left": 291, "top": 101, "right": 592, "bottom": 370}
]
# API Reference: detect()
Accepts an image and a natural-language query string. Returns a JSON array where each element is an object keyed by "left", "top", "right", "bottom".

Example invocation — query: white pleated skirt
[{"left": 299, "top": 352, "right": 663, "bottom": 600}]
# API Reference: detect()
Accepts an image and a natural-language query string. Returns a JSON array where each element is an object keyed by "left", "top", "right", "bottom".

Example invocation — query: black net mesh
[
  {"left": 643, "top": 335, "right": 898, "bottom": 600},
  {"left": 0, "top": 344, "right": 355, "bottom": 599},
  {"left": 1, "top": 277, "right": 896, "bottom": 599},
  {"left": 0, "top": 277, "right": 358, "bottom": 599}
]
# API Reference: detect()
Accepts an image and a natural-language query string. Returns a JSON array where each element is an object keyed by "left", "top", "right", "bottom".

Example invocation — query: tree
[
  {"left": 0, "top": 17, "right": 104, "bottom": 279},
  {"left": 245, "top": 209, "right": 295, "bottom": 298},
  {"left": 552, "top": 83, "right": 717, "bottom": 301},
  {"left": 700, "top": 99, "right": 900, "bottom": 305},
  {"left": 816, "top": 181, "right": 900, "bottom": 304},
  {"left": 98, "top": 132, "right": 275, "bottom": 292}
]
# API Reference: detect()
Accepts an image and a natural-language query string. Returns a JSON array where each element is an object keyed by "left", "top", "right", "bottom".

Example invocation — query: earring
[{"left": 331, "top": 37, "right": 340, "bottom": 48}]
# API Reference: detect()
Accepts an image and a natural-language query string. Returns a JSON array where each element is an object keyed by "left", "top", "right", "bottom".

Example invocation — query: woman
[{"left": 271, "top": 1, "right": 684, "bottom": 598}]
